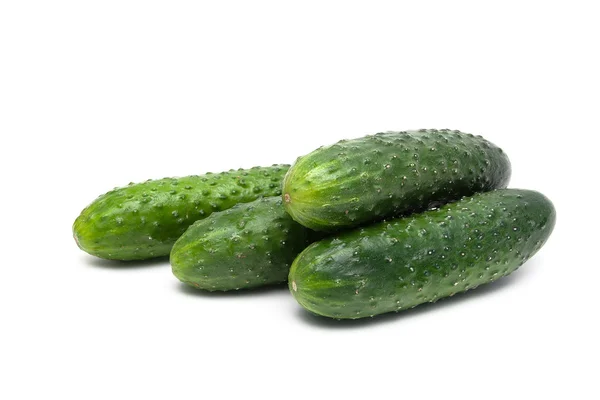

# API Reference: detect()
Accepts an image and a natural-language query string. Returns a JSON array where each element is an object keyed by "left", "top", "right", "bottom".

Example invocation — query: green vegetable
[
  {"left": 283, "top": 129, "right": 511, "bottom": 231},
  {"left": 73, "top": 165, "right": 289, "bottom": 260},
  {"left": 289, "top": 189, "right": 555, "bottom": 319},
  {"left": 171, "top": 197, "right": 317, "bottom": 291}
]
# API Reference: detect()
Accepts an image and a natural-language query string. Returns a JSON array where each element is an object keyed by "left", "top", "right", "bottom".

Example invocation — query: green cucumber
[
  {"left": 283, "top": 129, "right": 511, "bottom": 231},
  {"left": 73, "top": 165, "right": 289, "bottom": 260},
  {"left": 289, "top": 189, "right": 555, "bottom": 319},
  {"left": 171, "top": 197, "right": 317, "bottom": 291}
]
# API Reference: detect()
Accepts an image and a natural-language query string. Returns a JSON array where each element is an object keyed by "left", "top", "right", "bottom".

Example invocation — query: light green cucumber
[{"left": 73, "top": 165, "right": 289, "bottom": 260}]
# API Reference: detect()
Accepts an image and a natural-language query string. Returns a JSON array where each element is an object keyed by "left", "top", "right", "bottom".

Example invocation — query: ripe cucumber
[
  {"left": 283, "top": 129, "right": 511, "bottom": 231},
  {"left": 289, "top": 189, "right": 555, "bottom": 319},
  {"left": 73, "top": 165, "right": 289, "bottom": 260},
  {"left": 171, "top": 197, "right": 317, "bottom": 291}
]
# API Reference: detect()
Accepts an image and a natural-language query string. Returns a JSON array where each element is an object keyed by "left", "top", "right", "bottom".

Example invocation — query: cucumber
[
  {"left": 283, "top": 129, "right": 511, "bottom": 231},
  {"left": 289, "top": 189, "right": 555, "bottom": 319},
  {"left": 73, "top": 165, "right": 289, "bottom": 260},
  {"left": 171, "top": 197, "right": 317, "bottom": 291}
]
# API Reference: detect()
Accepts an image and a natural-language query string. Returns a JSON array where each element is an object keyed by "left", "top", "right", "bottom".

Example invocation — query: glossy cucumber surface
[
  {"left": 289, "top": 189, "right": 555, "bottom": 319},
  {"left": 171, "top": 197, "right": 318, "bottom": 291},
  {"left": 73, "top": 165, "right": 289, "bottom": 260},
  {"left": 283, "top": 129, "right": 511, "bottom": 231}
]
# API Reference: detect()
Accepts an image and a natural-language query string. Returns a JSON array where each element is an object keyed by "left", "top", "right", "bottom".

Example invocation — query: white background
[{"left": 1, "top": 1, "right": 598, "bottom": 399}]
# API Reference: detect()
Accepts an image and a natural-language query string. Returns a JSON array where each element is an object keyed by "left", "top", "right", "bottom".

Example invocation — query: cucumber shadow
[
  {"left": 177, "top": 281, "right": 289, "bottom": 298},
  {"left": 83, "top": 255, "right": 170, "bottom": 269},
  {"left": 295, "top": 257, "right": 541, "bottom": 329}
]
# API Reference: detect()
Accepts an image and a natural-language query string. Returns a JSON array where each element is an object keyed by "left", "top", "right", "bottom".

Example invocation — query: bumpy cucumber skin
[
  {"left": 289, "top": 189, "right": 555, "bottom": 319},
  {"left": 73, "top": 165, "right": 289, "bottom": 261},
  {"left": 171, "top": 197, "right": 317, "bottom": 291},
  {"left": 283, "top": 129, "right": 511, "bottom": 231}
]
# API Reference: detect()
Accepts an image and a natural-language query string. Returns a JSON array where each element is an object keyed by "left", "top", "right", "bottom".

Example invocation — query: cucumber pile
[{"left": 73, "top": 129, "right": 555, "bottom": 320}]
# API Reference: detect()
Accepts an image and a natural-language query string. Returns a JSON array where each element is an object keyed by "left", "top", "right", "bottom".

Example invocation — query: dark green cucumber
[
  {"left": 171, "top": 197, "right": 317, "bottom": 291},
  {"left": 73, "top": 165, "right": 289, "bottom": 260},
  {"left": 283, "top": 129, "right": 511, "bottom": 231},
  {"left": 289, "top": 189, "right": 555, "bottom": 319}
]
